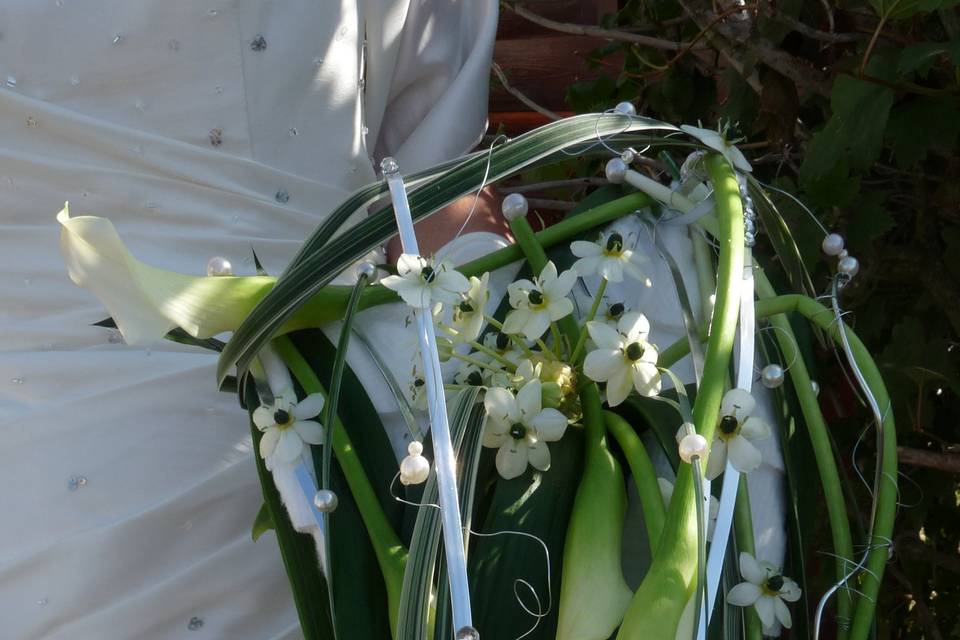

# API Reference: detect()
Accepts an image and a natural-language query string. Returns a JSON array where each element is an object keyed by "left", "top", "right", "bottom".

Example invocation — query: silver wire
[{"left": 453, "top": 134, "right": 508, "bottom": 242}]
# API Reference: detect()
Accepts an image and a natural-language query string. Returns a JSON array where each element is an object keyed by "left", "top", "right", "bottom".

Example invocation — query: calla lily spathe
[{"left": 57, "top": 204, "right": 354, "bottom": 345}]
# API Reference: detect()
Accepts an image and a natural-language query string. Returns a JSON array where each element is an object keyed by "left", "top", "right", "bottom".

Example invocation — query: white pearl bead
[
  {"left": 620, "top": 148, "right": 636, "bottom": 165},
  {"left": 313, "top": 489, "right": 339, "bottom": 512},
  {"left": 408, "top": 440, "right": 424, "bottom": 456},
  {"left": 822, "top": 233, "right": 845, "bottom": 256},
  {"left": 356, "top": 261, "right": 378, "bottom": 280},
  {"left": 206, "top": 256, "right": 233, "bottom": 276},
  {"left": 761, "top": 363, "right": 785, "bottom": 388},
  {"left": 838, "top": 255, "right": 859, "bottom": 278},
  {"left": 678, "top": 433, "right": 709, "bottom": 463},
  {"left": 456, "top": 626, "right": 480, "bottom": 640},
  {"left": 400, "top": 453, "right": 430, "bottom": 485},
  {"left": 810, "top": 380, "right": 820, "bottom": 396},
  {"left": 605, "top": 157, "right": 628, "bottom": 184},
  {"left": 501, "top": 193, "right": 529, "bottom": 221},
  {"left": 614, "top": 101, "right": 637, "bottom": 117}
]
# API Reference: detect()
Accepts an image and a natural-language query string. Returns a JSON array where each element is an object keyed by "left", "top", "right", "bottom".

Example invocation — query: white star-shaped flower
[
  {"left": 253, "top": 390, "right": 325, "bottom": 469},
  {"left": 482, "top": 379, "right": 568, "bottom": 479},
  {"left": 583, "top": 312, "right": 661, "bottom": 406},
  {"left": 727, "top": 552, "right": 801, "bottom": 631},
  {"left": 381, "top": 254, "right": 470, "bottom": 309},
  {"left": 570, "top": 230, "right": 649, "bottom": 284},
  {"left": 706, "top": 388, "right": 771, "bottom": 479},
  {"left": 680, "top": 124, "right": 752, "bottom": 173},
  {"left": 451, "top": 273, "right": 490, "bottom": 344},
  {"left": 502, "top": 261, "right": 576, "bottom": 340}
]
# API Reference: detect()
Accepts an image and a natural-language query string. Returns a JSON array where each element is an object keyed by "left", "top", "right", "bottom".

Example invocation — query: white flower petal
[
  {"left": 721, "top": 388, "right": 756, "bottom": 421},
  {"left": 396, "top": 253, "right": 426, "bottom": 276},
  {"left": 727, "top": 435, "right": 763, "bottom": 473},
  {"left": 547, "top": 268, "right": 578, "bottom": 298},
  {"left": 547, "top": 297, "right": 574, "bottom": 322},
  {"left": 516, "top": 379, "right": 543, "bottom": 419},
  {"left": 293, "top": 393, "right": 325, "bottom": 420},
  {"left": 572, "top": 255, "right": 604, "bottom": 278},
  {"left": 501, "top": 308, "right": 530, "bottom": 335},
  {"left": 618, "top": 312, "right": 651, "bottom": 342},
  {"left": 522, "top": 311, "right": 551, "bottom": 340},
  {"left": 275, "top": 429, "right": 304, "bottom": 463},
  {"left": 740, "top": 416, "right": 771, "bottom": 442},
  {"left": 587, "top": 321, "right": 622, "bottom": 350},
  {"left": 774, "top": 596, "right": 792, "bottom": 628},
  {"left": 483, "top": 429, "right": 507, "bottom": 448},
  {"left": 528, "top": 408, "right": 567, "bottom": 441},
  {"left": 598, "top": 259, "right": 624, "bottom": 283},
  {"left": 605, "top": 366, "right": 634, "bottom": 407},
  {"left": 584, "top": 349, "right": 623, "bottom": 382},
  {"left": 526, "top": 439, "right": 551, "bottom": 471},
  {"left": 726, "top": 582, "right": 762, "bottom": 607},
  {"left": 253, "top": 406, "right": 275, "bottom": 430},
  {"left": 496, "top": 440, "right": 529, "bottom": 480},
  {"left": 753, "top": 596, "right": 776, "bottom": 628},
  {"left": 484, "top": 387, "right": 519, "bottom": 425},
  {"left": 570, "top": 240, "right": 602, "bottom": 258},
  {"left": 293, "top": 420, "right": 324, "bottom": 445},
  {"left": 436, "top": 268, "right": 470, "bottom": 294},
  {"left": 538, "top": 261, "right": 559, "bottom": 285},
  {"left": 780, "top": 579, "right": 802, "bottom": 603},
  {"left": 507, "top": 279, "right": 535, "bottom": 308},
  {"left": 739, "top": 552, "right": 766, "bottom": 585},
  {"left": 705, "top": 439, "right": 727, "bottom": 479},
  {"left": 630, "top": 362, "right": 662, "bottom": 397},
  {"left": 259, "top": 427, "right": 281, "bottom": 458}
]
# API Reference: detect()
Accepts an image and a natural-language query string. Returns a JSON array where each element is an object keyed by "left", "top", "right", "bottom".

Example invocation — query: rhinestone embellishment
[
  {"left": 187, "top": 617, "right": 204, "bottom": 631},
  {"left": 250, "top": 35, "right": 267, "bottom": 51},
  {"left": 275, "top": 189, "right": 290, "bottom": 203}
]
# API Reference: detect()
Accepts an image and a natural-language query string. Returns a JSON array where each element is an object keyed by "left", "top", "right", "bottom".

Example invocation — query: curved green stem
[
  {"left": 570, "top": 278, "right": 607, "bottom": 364},
  {"left": 734, "top": 476, "right": 763, "bottom": 640},
  {"left": 618, "top": 154, "right": 744, "bottom": 638},
  {"left": 605, "top": 410, "right": 666, "bottom": 552},
  {"left": 272, "top": 336, "right": 408, "bottom": 634}
]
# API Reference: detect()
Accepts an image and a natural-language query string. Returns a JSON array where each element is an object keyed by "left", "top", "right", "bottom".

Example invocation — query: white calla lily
[
  {"left": 680, "top": 124, "right": 753, "bottom": 173},
  {"left": 726, "top": 552, "right": 801, "bottom": 632},
  {"left": 658, "top": 477, "right": 719, "bottom": 540},
  {"left": 57, "top": 204, "right": 351, "bottom": 345}
]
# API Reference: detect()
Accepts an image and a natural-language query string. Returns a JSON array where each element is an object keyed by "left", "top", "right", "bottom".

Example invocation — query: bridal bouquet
[{"left": 57, "top": 110, "right": 896, "bottom": 640}]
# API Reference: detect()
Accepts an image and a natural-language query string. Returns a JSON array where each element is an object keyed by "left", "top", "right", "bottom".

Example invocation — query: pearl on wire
[
  {"left": 620, "top": 147, "right": 637, "bottom": 165},
  {"left": 613, "top": 101, "right": 637, "bottom": 117},
  {"left": 456, "top": 626, "right": 480, "bottom": 640},
  {"left": 761, "top": 363, "right": 785, "bottom": 389},
  {"left": 822, "top": 233, "right": 845, "bottom": 256},
  {"left": 206, "top": 256, "right": 233, "bottom": 276},
  {"left": 678, "top": 433, "right": 709, "bottom": 464},
  {"left": 838, "top": 255, "right": 859, "bottom": 278},
  {"left": 399, "top": 441, "right": 430, "bottom": 485},
  {"left": 313, "top": 489, "right": 339, "bottom": 513},
  {"left": 604, "top": 157, "right": 628, "bottom": 184},
  {"left": 356, "top": 261, "right": 378, "bottom": 280},
  {"left": 501, "top": 192, "right": 529, "bottom": 221}
]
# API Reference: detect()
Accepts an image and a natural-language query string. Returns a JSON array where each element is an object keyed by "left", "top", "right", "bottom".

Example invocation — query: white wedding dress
[{"left": 0, "top": 2, "right": 784, "bottom": 638}]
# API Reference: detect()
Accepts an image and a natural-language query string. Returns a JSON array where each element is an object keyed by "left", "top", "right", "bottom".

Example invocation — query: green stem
[
  {"left": 449, "top": 351, "right": 503, "bottom": 374},
  {"left": 272, "top": 336, "right": 408, "bottom": 634},
  {"left": 734, "top": 476, "right": 763, "bottom": 640},
  {"left": 570, "top": 278, "right": 607, "bottom": 364},
  {"left": 605, "top": 410, "right": 666, "bottom": 552},
  {"left": 617, "top": 154, "right": 744, "bottom": 638},
  {"left": 467, "top": 340, "right": 518, "bottom": 371}
]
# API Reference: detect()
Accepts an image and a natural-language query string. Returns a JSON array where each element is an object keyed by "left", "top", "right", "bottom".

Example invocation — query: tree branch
[
  {"left": 897, "top": 446, "right": 960, "bottom": 474},
  {"left": 491, "top": 61, "right": 561, "bottom": 121}
]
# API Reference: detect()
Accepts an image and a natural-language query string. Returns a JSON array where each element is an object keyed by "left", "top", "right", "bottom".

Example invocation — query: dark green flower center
[
  {"left": 605, "top": 233, "right": 624, "bottom": 253},
  {"left": 509, "top": 423, "right": 527, "bottom": 440},
  {"left": 528, "top": 289, "right": 544, "bottom": 305},
  {"left": 608, "top": 302, "right": 625, "bottom": 319},
  {"left": 625, "top": 341, "right": 645, "bottom": 361},
  {"left": 719, "top": 414, "right": 739, "bottom": 435},
  {"left": 467, "top": 371, "right": 483, "bottom": 386},
  {"left": 495, "top": 332, "right": 510, "bottom": 351},
  {"left": 420, "top": 266, "right": 436, "bottom": 283},
  {"left": 765, "top": 575, "right": 784, "bottom": 592},
  {"left": 273, "top": 409, "right": 291, "bottom": 425},
  {"left": 459, "top": 301, "right": 474, "bottom": 313}
]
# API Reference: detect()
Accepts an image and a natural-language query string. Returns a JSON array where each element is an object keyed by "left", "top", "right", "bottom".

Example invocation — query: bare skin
[{"left": 384, "top": 188, "right": 512, "bottom": 263}]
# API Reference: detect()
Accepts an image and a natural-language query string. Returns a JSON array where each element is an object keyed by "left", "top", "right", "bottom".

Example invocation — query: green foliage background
[{"left": 514, "top": 0, "right": 960, "bottom": 635}]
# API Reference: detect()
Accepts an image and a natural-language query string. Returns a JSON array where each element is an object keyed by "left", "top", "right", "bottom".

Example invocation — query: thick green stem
[
  {"left": 272, "top": 336, "right": 408, "bottom": 634},
  {"left": 570, "top": 278, "right": 607, "bottom": 364},
  {"left": 754, "top": 278, "right": 854, "bottom": 637},
  {"left": 605, "top": 410, "right": 666, "bottom": 552},
  {"left": 617, "top": 154, "right": 744, "bottom": 638},
  {"left": 656, "top": 293, "right": 895, "bottom": 639}
]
